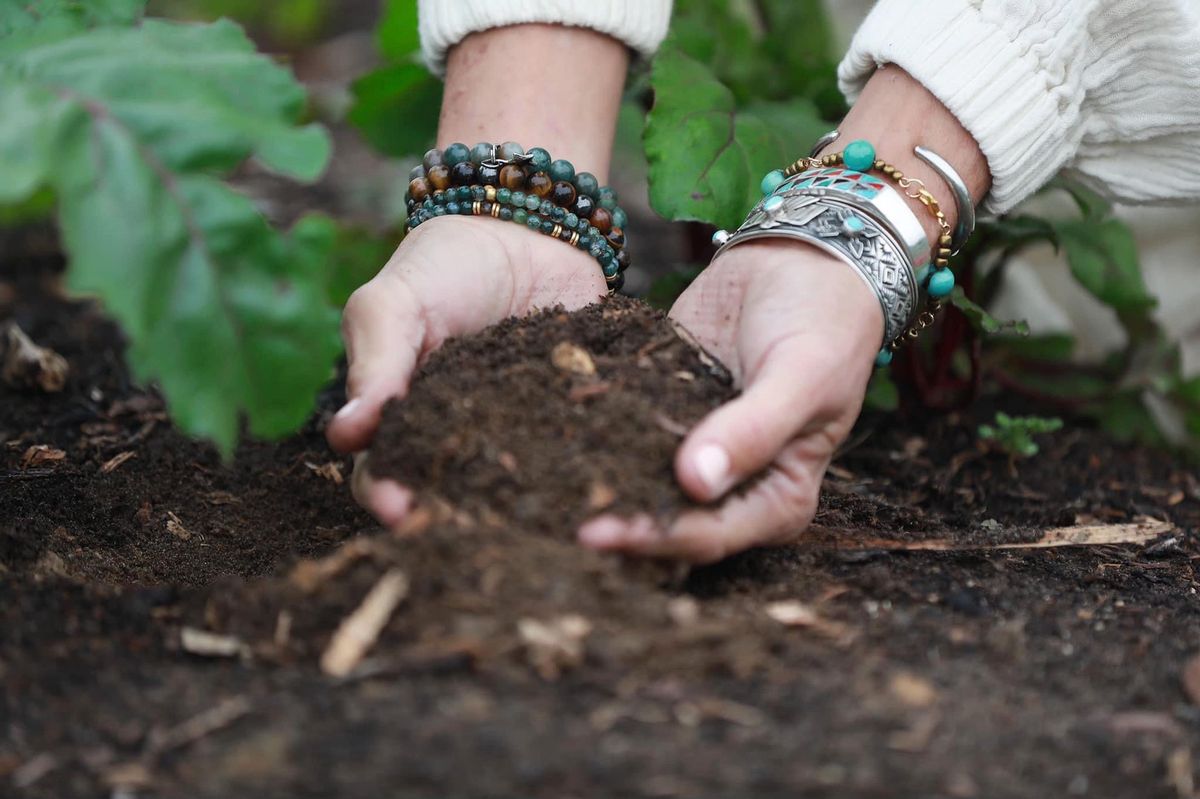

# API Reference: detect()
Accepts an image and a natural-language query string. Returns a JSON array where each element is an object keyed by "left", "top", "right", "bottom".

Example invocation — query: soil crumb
[{"left": 370, "top": 297, "right": 737, "bottom": 533}]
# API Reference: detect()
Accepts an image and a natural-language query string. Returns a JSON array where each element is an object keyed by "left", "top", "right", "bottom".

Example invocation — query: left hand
[{"left": 579, "top": 240, "right": 884, "bottom": 562}]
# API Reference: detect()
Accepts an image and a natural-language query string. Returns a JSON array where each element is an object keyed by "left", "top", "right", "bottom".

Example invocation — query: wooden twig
[
  {"left": 805, "top": 518, "right": 1173, "bottom": 552},
  {"left": 320, "top": 569, "right": 410, "bottom": 678}
]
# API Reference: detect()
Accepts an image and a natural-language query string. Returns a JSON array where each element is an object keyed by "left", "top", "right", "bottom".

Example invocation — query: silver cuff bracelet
[{"left": 713, "top": 193, "right": 920, "bottom": 347}]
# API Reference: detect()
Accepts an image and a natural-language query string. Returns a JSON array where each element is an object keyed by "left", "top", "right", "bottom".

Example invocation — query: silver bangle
[
  {"left": 809, "top": 129, "right": 840, "bottom": 158},
  {"left": 914, "top": 146, "right": 976, "bottom": 254},
  {"left": 779, "top": 167, "right": 931, "bottom": 275},
  {"left": 714, "top": 194, "right": 920, "bottom": 347}
]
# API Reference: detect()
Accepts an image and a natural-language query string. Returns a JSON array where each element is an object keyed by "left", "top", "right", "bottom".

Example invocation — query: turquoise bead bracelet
[
  {"left": 406, "top": 142, "right": 630, "bottom": 291},
  {"left": 752, "top": 138, "right": 967, "bottom": 367}
]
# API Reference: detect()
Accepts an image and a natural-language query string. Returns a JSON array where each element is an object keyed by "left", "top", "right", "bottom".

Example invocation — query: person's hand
[
  {"left": 579, "top": 240, "right": 883, "bottom": 562},
  {"left": 326, "top": 215, "right": 606, "bottom": 526}
]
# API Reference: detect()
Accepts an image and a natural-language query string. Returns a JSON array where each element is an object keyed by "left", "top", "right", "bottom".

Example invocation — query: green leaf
[
  {"left": 0, "top": 16, "right": 338, "bottom": 453},
  {"left": 864, "top": 371, "right": 899, "bottom": 412},
  {"left": 1048, "top": 176, "right": 1112, "bottom": 221},
  {"left": 644, "top": 45, "right": 826, "bottom": 230},
  {"left": 949, "top": 287, "right": 1030, "bottom": 336},
  {"left": 376, "top": 0, "right": 419, "bottom": 61},
  {"left": 324, "top": 225, "right": 398, "bottom": 308},
  {"left": 0, "top": 0, "right": 145, "bottom": 35},
  {"left": 993, "top": 332, "right": 1076, "bottom": 362},
  {"left": 347, "top": 63, "right": 442, "bottom": 158},
  {"left": 1055, "top": 217, "right": 1156, "bottom": 315}
]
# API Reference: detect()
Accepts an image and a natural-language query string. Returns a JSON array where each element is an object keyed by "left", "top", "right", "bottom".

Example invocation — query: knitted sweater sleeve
[
  {"left": 838, "top": 0, "right": 1200, "bottom": 213},
  {"left": 418, "top": 0, "right": 673, "bottom": 76}
]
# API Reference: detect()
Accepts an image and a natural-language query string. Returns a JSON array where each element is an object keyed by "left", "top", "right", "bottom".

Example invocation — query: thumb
[{"left": 675, "top": 336, "right": 854, "bottom": 502}]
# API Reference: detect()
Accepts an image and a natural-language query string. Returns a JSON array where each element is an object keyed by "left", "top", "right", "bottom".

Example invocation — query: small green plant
[
  {"left": 978, "top": 413, "right": 1063, "bottom": 458},
  {"left": 0, "top": 0, "right": 340, "bottom": 454}
]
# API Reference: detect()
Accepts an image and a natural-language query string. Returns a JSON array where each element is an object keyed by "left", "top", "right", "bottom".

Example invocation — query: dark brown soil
[
  {"left": 370, "top": 298, "right": 737, "bottom": 532},
  {"left": 3, "top": 236, "right": 1200, "bottom": 799}
]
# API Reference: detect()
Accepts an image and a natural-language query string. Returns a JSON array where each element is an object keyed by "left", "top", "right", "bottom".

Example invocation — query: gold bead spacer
[
  {"left": 490, "top": 203, "right": 501, "bottom": 218},
  {"left": 472, "top": 201, "right": 482, "bottom": 215},
  {"left": 569, "top": 231, "right": 580, "bottom": 247},
  {"left": 484, "top": 185, "right": 496, "bottom": 201}
]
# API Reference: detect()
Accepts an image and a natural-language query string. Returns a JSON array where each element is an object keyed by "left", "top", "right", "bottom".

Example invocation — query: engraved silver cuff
[
  {"left": 778, "top": 167, "right": 931, "bottom": 275},
  {"left": 714, "top": 193, "right": 921, "bottom": 347}
]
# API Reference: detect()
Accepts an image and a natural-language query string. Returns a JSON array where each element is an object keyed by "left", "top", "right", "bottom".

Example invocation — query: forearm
[
  {"left": 825, "top": 65, "right": 991, "bottom": 243},
  {"left": 438, "top": 24, "right": 629, "bottom": 181}
]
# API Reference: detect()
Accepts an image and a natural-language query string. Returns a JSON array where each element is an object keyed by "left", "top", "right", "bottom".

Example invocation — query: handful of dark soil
[{"left": 370, "top": 297, "right": 738, "bottom": 534}]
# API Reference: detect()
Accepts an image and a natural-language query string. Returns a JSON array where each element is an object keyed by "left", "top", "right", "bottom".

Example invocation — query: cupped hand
[
  {"left": 327, "top": 215, "right": 607, "bottom": 526},
  {"left": 579, "top": 240, "right": 884, "bottom": 562}
]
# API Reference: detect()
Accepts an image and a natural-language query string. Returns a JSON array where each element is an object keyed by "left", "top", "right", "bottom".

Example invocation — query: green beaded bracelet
[{"left": 406, "top": 142, "right": 631, "bottom": 291}]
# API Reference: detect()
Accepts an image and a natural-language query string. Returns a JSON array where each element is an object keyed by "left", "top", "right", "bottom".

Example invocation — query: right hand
[{"left": 326, "top": 214, "right": 607, "bottom": 528}]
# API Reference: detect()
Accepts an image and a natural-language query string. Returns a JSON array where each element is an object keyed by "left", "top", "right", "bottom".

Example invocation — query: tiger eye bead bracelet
[{"left": 406, "top": 141, "right": 631, "bottom": 290}]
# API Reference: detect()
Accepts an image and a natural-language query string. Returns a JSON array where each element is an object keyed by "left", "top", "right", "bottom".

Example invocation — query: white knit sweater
[{"left": 419, "top": 0, "right": 1200, "bottom": 214}]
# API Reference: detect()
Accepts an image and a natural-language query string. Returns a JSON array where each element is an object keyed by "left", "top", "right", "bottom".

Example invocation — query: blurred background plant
[{"left": 2, "top": 0, "right": 1197, "bottom": 455}]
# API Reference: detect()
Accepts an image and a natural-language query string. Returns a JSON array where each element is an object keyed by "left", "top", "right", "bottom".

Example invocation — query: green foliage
[
  {"left": 978, "top": 412, "right": 1063, "bottom": 458},
  {"left": 950, "top": 288, "right": 1030, "bottom": 337},
  {"left": 863, "top": 371, "right": 899, "bottom": 412},
  {"left": 346, "top": 0, "right": 441, "bottom": 158},
  {"left": 642, "top": 0, "right": 836, "bottom": 230},
  {"left": 0, "top": 2, "right": 339, "bottom": 455},
  {"left": 148, "top": 0, "right": 329, "bottom": 46}
]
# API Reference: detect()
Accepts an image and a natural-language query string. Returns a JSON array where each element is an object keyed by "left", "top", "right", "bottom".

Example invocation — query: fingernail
[
  {"left": 334, "top": 397, "right": 361, "bottom": 421},
  {"left": 693, "top": 444, "right": 730, "bottom": 496}
]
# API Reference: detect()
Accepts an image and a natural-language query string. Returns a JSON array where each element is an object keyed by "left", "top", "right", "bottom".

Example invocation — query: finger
[
  {"left": 326, "top": 276, "right": 426, "bottom": 454},
  {"left": 351, "top": 453, "right": 414, "bottom": 528},
  {"left": 675, "top": 335, "right": 849, "bottom": 503},
  {"left": 581, "top": 442, "right": 825, "bottom": 563}
]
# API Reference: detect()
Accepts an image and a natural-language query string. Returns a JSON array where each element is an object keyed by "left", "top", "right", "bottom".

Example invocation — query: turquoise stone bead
[
  {"left": 548, "top": 159, "right": 575, "bottom": 182},
  {"left": 499, "top": 207, "right": 513, "bottom": 221},
  {"left": 843, "top": 140, "right": 876, "bottom": 172},
  {"left": 497, "top": 188, "right": 512, "bottom": 204},
  {"left": 597, "top": 187, "right": 618, "bottom": 210},
  {"left": 469, "top": 142, "right": 494, "bottom": 165},
  {"left": 443, "top": 143, "right": 470, "bottom": 167},
  {"left": 928, "top": 268, "right": 956, "bottom": 298},
  {"left": 541, "top": 219, "right": 555, "bottom": 234},
  {"left": 445, "top": 201, "right": 461, "bottom": 215},
  {"left": 526, "top": 147, "right": 552, "bottom": 172},
  {"left": 565, "top": 212, "right": 579, "bottom": 229},
  {"left": 763, "top": 195, "right": 784, "bottom": 213},
  {"left": 760, "top": 169, "right": 786, "bottom": 196},
  {"left": 526, "top": 214, "right": 542, "bottom": 229},
  {"left": 574, "top": 172, "right": 599, "bottom": 198},
  {"left": 875, "top": 349, "right": 894, "bottom": 368},
  {"left": 513, "top": 209, "right": 528, "bottom": 225},
  {"left": 455, "top": 186, "right": 472, "bottom": 201},
  {"left": 524, "top": 195, "right": 540, "bottom": 211},
  {"left": 612, "top": 207, "right": 628, "bottom": 229},
  {"left": 510, "top": 191, "right": 526, "bottom": 207},
  {"left": 603, "top": 259, "right": 619, "bottom": 278}
]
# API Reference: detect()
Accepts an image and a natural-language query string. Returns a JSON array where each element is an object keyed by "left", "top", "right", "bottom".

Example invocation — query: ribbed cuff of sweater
[
  {"left": 838, "top": 0, "right": 1077, "bottom": 214},
  {"left": 419, "top": 0, "right": 672, "bottom": 76}
]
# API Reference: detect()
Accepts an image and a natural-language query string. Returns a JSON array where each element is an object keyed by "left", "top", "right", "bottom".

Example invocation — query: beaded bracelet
[{"left": 405, "top": 142, "right": 630, "bottom": 291}]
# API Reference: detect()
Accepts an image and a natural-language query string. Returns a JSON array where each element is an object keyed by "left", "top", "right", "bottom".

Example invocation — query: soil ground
[{"left": 3, "top": 232, "right": 1200, "bottom": 799}]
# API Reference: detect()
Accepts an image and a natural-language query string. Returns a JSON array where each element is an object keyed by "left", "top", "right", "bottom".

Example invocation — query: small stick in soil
[
  {"left": 320, "top": 568, "right": 410, "bottom": 678},
  {"left": 145, "top": 696, "right": 253, "bottom": 756},
  {"left": 99, "top": 451, "right": 136, "bottom": 474},
  {"left": 808, "top": 518, "right": 1173, "bottom": 552}
]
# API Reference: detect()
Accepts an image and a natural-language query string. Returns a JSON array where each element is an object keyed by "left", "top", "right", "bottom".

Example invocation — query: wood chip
[
  {"left": 304, "top": 461, "right": 344, "bottom": 485},
  {"left": 100, "top": 451, "right": 136, "bottom": 474},
  {"left": 889, "top": 671, "right": 938, "bottom": 709},
  {"left": 289, "top": 537, "right": 378, "bottom": 593},
  {"left": 765, "top": 600, "right": 818, "bottom": 627},
  {"left": 550, "top": 341, "right": 596, "bottom": 376},
  {"left": 145, "top": 696, "right": 252, "bottom": 756},
  {"left": 587, "top": 481, "right": 617, "bottom": 511},
  {"left": 518, "top": 614, "right": 592, "bottom": 680},
  {"left": 180, "top": 627, "right": 250, "bottom": 659},
  {"left": 165, "top": 511, "right": 192, "bottom": 541},
  {"left": 320, "top": 569, "right": 410, "bottom": 678},
  {"left": 20, "top": 444, "right": 66, "bottom": 469},
  {"left": 1183, "top": 654, "right": 1200, "bottom": 707},
  {"left": 2, "top": 321, "right": 68, "bottom": 392}
]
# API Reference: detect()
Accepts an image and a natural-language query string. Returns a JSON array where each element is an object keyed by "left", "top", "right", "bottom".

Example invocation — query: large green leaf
[
  {"left": 1055, "top": 217, "right": 1156, "bottom": 315},
  {"left": 376, "top": 0, "right": 419, "bottom": 61},
  {"left": 644, "top": 45, "right": 826, "bottom": 230},
  {"left": 0, "top": 17, "right": 338, "bottom": 453}
]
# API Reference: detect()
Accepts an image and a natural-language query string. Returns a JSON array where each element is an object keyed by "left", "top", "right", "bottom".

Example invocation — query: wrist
[
  {"left": 439, "top": 25, "right": 628, "bottom": 181},
  {"left": 713, "top": 240, "right": 885, "bottom": 360}
]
